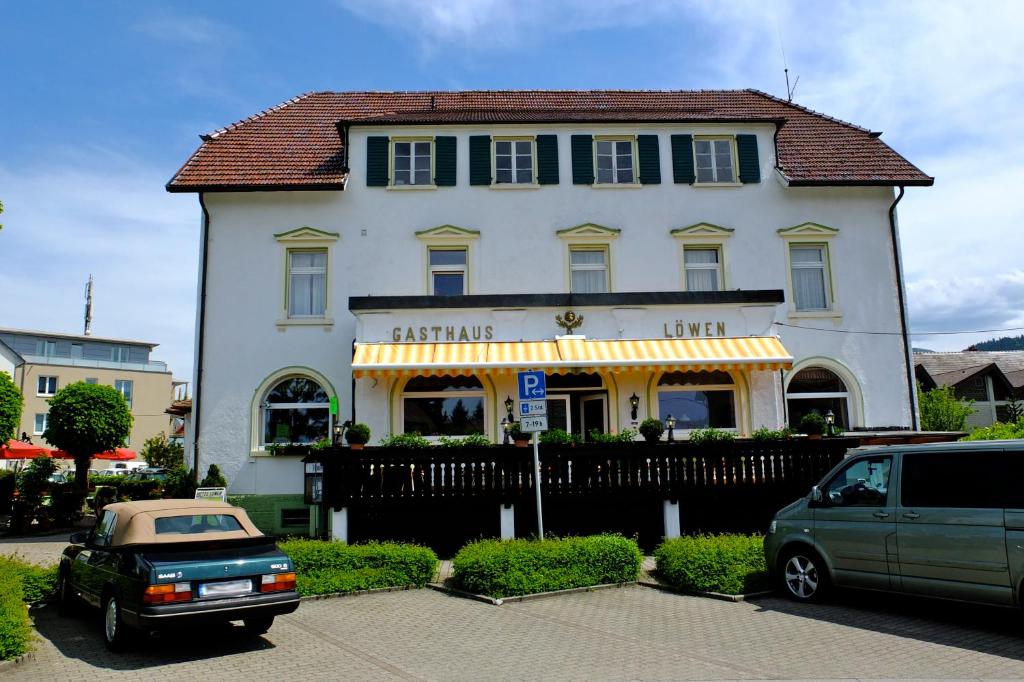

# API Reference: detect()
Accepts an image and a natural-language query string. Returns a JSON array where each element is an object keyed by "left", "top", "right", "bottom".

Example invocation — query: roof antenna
[
  {"left": 83, "top": 274, "right": 94, "bottom": 336},
  {"left": 777, "top": 18, "right": 799, "bottom": 101}
]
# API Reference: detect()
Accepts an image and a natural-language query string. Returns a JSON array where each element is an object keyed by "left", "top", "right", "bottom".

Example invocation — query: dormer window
[
  {"left": 694, "top": 137, "right": 736, "bottom": 183},
  {"left": 392, "top": 139, "right": 433, "bottom": 186}
]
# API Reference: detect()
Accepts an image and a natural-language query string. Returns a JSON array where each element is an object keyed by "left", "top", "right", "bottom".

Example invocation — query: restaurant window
[
  {"left": 657, "top": 370, "right": 736, "bottom": 432},
  {"left": 569, "top": 247, "right": 609, "bottom": 293},
  {"left": 594, "top": 137, "right": 636, "bottom": 184},
  {"left": 428, "top": 248, "right": 468, "bottom": 295},
  {"left": 402, "top": 375, "right": 485, "bottom": 438},
  {"left": 37, "top": 376, "right": 57, "bottom": 396},
  {"left": 694, "top": 137, "right": 736, "bottom": 183},
  {"left": 288, "top": 249, "right": 328, "bottom": 317},
  {"left": 683, "top": 247, "right": 722, "bottom": 292},
  {"left": 494, "top": 138, "right": 535, "bottom": 184},
  {"left": 261, "top": 377, "right": 331, "bottom": 447},
  {"left": 786, "top": 367, "right": 850, "bottom": 431}
]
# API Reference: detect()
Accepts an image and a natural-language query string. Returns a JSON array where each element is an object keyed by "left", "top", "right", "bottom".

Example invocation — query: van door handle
[
  {"left": 902, "top": 512, "right": 920, "bottom": 520},
  {"left": 873, "top": 511, "right": 890, "bottom": 519}
]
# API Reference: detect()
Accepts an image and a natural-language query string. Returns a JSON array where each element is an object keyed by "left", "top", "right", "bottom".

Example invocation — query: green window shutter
[
  {"left": 434, "top": 136, "right": 457, "bottom": 186},
  {"left": 637, "top": 135, "right": 661, "bottom": 184},
  {"left": 536, "top": 135, "right": 559, "bottom": 185},
  {"left": 571, "top": 135, "right": 594, "bottom": 184},
  {"left": 670, "top": 134, "right": 695, "bottom": 184},
  {"left": 469, "top": 135, "right": 491, "bottom": 186},
  {"left": 366, "top": 136, "right": 389, "bottom": 187},
  {"left": 736, "top": 134, "right": 760, "bottom": 183}
]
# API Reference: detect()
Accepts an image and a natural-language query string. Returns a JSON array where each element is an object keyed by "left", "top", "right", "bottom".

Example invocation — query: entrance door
[
  {"left": 580, "top": 395, "right": 607, "bottom": 441},
  {"left": 545, "top": 395, "right": 571, "bottom": 433}
]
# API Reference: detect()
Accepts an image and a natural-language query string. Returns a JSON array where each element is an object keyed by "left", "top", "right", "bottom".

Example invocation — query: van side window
[
  {"left": 824, "top": 456, "right": 890, "bottom": 507},
  {"left": 1007, "top": 451, "right": 1024, "bottom": 509},
  {"left": 901, "top": 452, "right": 1004, "bottom": 508}
]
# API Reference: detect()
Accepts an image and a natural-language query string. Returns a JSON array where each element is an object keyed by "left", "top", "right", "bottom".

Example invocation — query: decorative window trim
[
  {"left": 388, "top": 136, "right": 436, "bottom": 190},
  {"left": 779, "top": 223, "right": 841, "bottom": 318},
  {"left": 566, "top": 244, "right": 612, "bottom": 294},
  {"left": 784, "top": 357, "right": 864, "bottom": 429},
  {"left": 417, "top": 226, "right": 479, "bottom": 295},
  {"left": 275, "top": 228, "right": 338, "bottom": 328},
  {"left": 671, "top": 224, "right": 733, "bottom": 292},
  {"left": 249, "top": 367, "right": 337, "bottom": 455},
  {"left": 556, "top": 223, "right": 621, "bottom": 243},
  {"left": 692, "top": 135, "right": 740, "bottom": 186},
  {"left": 491, "top": 136, "right": 538, "bottom": 188},
  {"left": 592, "top": 135, "right": 640, "bottom": 187}
]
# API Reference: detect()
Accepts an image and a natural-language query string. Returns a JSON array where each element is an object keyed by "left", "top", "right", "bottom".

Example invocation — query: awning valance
[{"left": 352, "top": 336, "right": 792, "bottom": 378}]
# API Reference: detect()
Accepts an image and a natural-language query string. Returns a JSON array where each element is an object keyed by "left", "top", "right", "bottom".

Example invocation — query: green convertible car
[{"left": 58, "top": 499, "right": 300, "bottom": 650}]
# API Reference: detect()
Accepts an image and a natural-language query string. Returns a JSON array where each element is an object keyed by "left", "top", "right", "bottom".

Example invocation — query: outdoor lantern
[
  {"left": 504, "top": 395, "right": 515, "bottom": 421},
  {"left": 628, "top": 393, "right": 640, "bottom": 421},
  {"left": 501, "top": 417, "right": 511, "bottom": 445},
  {"left": 304, "top": 460, "right": 324, "bottom": 505},
  {"left": 332, "top": 422, "right": 343, "bottom": 446},
  {"left": 825, "top": 410, "right": 836, "bottom": 437},
  {"left": 665, "top": 414, "right": 677, "bottom": 442}
]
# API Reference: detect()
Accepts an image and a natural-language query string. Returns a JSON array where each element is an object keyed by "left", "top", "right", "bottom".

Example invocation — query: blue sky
[{"left": 2, "top": 0, "right": 1022, "bottom": 379}]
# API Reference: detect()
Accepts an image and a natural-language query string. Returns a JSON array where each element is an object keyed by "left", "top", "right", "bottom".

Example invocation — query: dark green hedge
[
  {"left": 654, "top": 534, "right": 768, "bottom": 595},
  {"left": 452, "top": 535, "right": 642, "bottom": 598},
  {"left": 0, "top": 556, "right": 56, "bottom": 660},
  {"left": 277, "top": 539, "right": 438, "bottom": 596}
]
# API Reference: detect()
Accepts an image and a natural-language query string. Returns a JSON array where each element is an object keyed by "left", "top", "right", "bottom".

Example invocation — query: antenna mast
[{"left": 83, "top": 275, "right": 93, "bottom": 336}]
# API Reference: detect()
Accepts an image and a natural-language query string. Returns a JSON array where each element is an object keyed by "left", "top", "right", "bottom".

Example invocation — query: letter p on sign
[{"left": 518, "top": 370, "right": 547, "bottom": 401}]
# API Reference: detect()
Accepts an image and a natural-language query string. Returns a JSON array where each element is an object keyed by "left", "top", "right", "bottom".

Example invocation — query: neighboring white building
[{"left": 168, "top": 89, "right": 932, "bottom": 517}]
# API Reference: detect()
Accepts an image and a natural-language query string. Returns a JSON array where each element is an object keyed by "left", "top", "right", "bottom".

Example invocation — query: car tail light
[
  {"left": 143, "top": 582, "right": 192, "bottom": 604},
  {"left": 260, "top": 572, "right": 296, "bottom": 593}
]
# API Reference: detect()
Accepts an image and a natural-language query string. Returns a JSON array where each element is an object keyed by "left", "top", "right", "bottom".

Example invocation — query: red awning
[
  {"left": 51, "top": 448, "right": 137, "bottom": 461},
  {"left": 0, "top": 440, "right": 53, "bottom": 459}
]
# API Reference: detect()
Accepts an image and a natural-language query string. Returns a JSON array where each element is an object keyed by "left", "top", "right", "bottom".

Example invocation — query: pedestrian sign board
[
  {"left": 517, "top": 370, "right": 546, "bottom": 401},
  {"left": 519, "top": 400, "right": 547, "bottom": 417},
  {"left": 519, "top": 415, "right": 548, "bottom": 433},
  {"left": 195, "top": 487, "right": 227, "bottom": 502}
]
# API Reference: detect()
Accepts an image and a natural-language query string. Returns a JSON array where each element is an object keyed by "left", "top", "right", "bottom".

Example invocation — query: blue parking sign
[{"left": 517, "top": 370, "right": 546, "bottom": 401}]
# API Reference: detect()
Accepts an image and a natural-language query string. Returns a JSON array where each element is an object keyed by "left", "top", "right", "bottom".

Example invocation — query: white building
[{"left": 168, "top": 90, "right": 931, "bottom": 530}]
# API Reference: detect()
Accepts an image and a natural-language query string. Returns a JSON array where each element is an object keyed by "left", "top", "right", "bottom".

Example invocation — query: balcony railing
[{"left": 22, "top": 354, "right": 168, "bottom": 373}]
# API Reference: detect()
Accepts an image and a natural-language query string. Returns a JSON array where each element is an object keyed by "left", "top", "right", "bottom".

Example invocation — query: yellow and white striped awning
[{"left": 352, "top": 336, "right": 792, "bottom": 378}]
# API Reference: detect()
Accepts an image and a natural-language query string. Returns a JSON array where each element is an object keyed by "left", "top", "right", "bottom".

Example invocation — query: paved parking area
[{"left": 5, "top": 586, "right": 1023, "bottom": 681}]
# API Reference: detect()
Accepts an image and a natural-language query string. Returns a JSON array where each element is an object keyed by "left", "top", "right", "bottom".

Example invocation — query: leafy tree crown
[
  {"left": 44, "top": 382, "right": 133, "bottom": 457},
  {"left": 0, "top": 371, "right": 23, "bottom": 443}
]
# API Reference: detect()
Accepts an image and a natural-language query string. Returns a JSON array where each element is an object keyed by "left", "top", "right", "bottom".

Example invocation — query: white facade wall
[{"left": 194, "top": 123, "right": 911, "bottom": 494}]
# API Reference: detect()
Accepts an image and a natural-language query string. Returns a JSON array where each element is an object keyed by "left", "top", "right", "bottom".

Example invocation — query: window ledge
[
  {"left": 276, "top": 317, "right": 335, "bottom": 327},
  {"left": 693, "top": 182, "right": 743, "bottom": 188},
  {"left": 591, "top": 183, "right": 642, "bottom": 189},
  {"left": 387, "top": 184, "right": 437, "bottom": 191},
  {"left": 489, "top": 183, "right": 540, "bottom": 190},
  {"left": 788, "top": 310, "right": 842, "bottom": 321}
]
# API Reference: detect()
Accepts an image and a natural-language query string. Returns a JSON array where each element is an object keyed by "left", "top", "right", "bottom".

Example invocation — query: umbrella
[
  {"left": 0, "top": 440, "right": 52, "bottom": 459},
  {"left": 51, "top": 448, "right": 137, "bottom": 461}
]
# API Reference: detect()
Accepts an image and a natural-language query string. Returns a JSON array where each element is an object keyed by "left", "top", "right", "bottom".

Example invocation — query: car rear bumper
[{"left": 124, "top": 590, "right": 299, "bottom": 630}]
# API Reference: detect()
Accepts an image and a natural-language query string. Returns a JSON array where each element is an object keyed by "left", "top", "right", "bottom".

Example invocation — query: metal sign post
[{"left": 517, "top": 370, "right": 547, "bottom": 538}]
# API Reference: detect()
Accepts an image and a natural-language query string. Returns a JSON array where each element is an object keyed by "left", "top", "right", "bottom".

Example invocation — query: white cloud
[
  {"left": 133, "top": 12, "right": 238, "bottom": 46},
  {"left": 0, "top": 149, "right": 199, "bottom": 380},
  {"left": 908, "top": 271, "right": 1024, "bottom": 351}
]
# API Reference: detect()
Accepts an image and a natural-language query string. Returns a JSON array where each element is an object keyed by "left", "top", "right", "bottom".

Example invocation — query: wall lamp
[
  {"left": 504, "top": 395, "right": 515, "bottom": 422},
  {"left": 628, "top": 393, "right": 640, "bottom": 422}
]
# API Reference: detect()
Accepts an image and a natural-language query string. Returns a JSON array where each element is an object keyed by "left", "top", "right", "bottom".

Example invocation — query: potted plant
[
  {"left": 799, "top": 412, "right": 827, "bottom": 439},
  {"left": 345, "top": 423, "right": 371, "bottom": 450},
  {"left": 509, "top": 422, "right": 532, "bottom": 447},
  {"left": 638, "top": 417, "right": 665, "bottom": 444}
]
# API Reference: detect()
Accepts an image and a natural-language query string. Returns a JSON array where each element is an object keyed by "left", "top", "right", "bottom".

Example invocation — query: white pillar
[
  {"left": 330, "top": 507, "right": 349, "bottom": 543},
  {"left": 663, "top": 499, "right": 680, "bottom": 539},
  {"left": 500, "top": 504, "right": 515, "bottom": 539}
]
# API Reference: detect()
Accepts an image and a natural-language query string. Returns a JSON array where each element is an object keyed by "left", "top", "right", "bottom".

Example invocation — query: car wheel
[
  {"left": 57, "top": 570, "right": 77, "bottom": 615},
  {"left": 779, "top": 547, "right": 829, "bottom": 603},
  {"left": 242, "top": 616, "right": 274, "bottom": 635},
  {"left": 103, "top": 593, "right": 130, "bottom": 651}
]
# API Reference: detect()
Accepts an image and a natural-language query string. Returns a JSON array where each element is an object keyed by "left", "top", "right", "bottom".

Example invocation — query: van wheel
[
  {"left": 779, "top": 547, "right": 829, "bottom": 603},
  {"left": 242, "top": 617, "right": 274, "bottom": 635},
  {"left": 102, "top": 593, "right": 131, "bottom": 651}
]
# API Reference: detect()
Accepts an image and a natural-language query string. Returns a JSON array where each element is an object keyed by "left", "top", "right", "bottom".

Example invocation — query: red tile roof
[{"left": 167, "top": 89, "right": 932, "bottom": 192}]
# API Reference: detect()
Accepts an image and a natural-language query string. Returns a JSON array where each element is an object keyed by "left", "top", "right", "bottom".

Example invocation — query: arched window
[
  {"left": 786, "top": 367, "right": 850, "bottom": 430},
  {"left": 657, "top": 370, "right": 736, "bottom": 432},
  {"left": 261, "top": 377, "right": 331, "bottom": 446},
  {"left": 402, "top": 375, "right": 485, "bottom": 437}
]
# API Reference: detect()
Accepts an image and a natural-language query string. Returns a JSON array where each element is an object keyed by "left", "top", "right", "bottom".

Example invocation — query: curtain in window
[
  {"left": 570, "top": 250, "right": 607, "bottom": 293},
  {"left": 289, "top": 252, "right": 327, "bottom": 316},
  {"left": 684, "top": 248, "right": 720, "bottom": 292},
  {"left": 791, "top": 247, "right": 827, "bottom": 310}
]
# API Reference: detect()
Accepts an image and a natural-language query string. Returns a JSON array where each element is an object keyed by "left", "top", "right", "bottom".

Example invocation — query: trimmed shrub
[
  {"left": 277, "top": 539, "right": 438, "bottom": 596},
  {"left": 751, "top": 426, "right": 795, "bottom": 442},
  {"left": 588, "top": 429, "right": 637, "bottom": 444},
  {"left": 0, "top": 556, "right": 58, "bottom": 604},
  {"left": 654, "top": 534, "right": 768, "bottom": 595},
  {"left": 638, "top": 418, "right": 664, "bottom": 443},
  {"left": 452, "top": 535, "right": 643, "bottom": 598},
  {"left": 798, "top": 412, "right": 826, "bottom": 436},
  {"left": 539, "top": 429, "right": 581, "bottom": 446},
  {"left": 345, "top": 423, "right": 371, "bottom": 446},
  {"left": 201, "top": 464, "right": 227, "bottom": 488},
  {"left": 378, "top": 433, "right": 431, "bottom": 448},
  {"left": 689, "top": 427, "right": 736, "bottom": 445},
  {"left": 0, "top": 562, "right": 31, "bottom": 660}
]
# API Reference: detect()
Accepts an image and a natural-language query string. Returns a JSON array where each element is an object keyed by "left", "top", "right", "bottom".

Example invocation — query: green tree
[
  {"left": 0, "top": 371, "right": 23, "bottom": 443},
  {"left": 200, "top": 463, "right": 227, "bottom": 488},
  {"left": 140, "top": 432, "right": 184, "bottom": 468},
  {"left": 44, "top": 383, "right": 133, "bottom": 491},
  {"left": 918, "top": 383, "right": 974, "bottom": 431}
]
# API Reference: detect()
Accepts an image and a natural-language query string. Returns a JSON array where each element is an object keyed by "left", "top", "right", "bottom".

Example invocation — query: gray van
[{"left": 764, "top": 440, "right": 1024, "bottom": 606}]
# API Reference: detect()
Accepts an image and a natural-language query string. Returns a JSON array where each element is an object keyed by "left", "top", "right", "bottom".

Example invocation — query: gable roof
[
  {"left": 914, "top": 351, "right": 1024, "bottom": 390},
  {"left": 167, "top": 89, "right": 932, "bottom": 192}
]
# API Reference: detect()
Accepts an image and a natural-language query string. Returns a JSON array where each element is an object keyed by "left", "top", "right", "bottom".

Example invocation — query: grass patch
[
  {"left": 654, "top": 534, "right": 768, "bottom": 595},
  {"left": 451, "top": 535, "right": 642, "bottom": 599},
  {"left": 277, "top": 539, "right": 438, "bottom": 596},
  {"left": 0, "top": 556, "right": 55, "bottom": 660}
]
